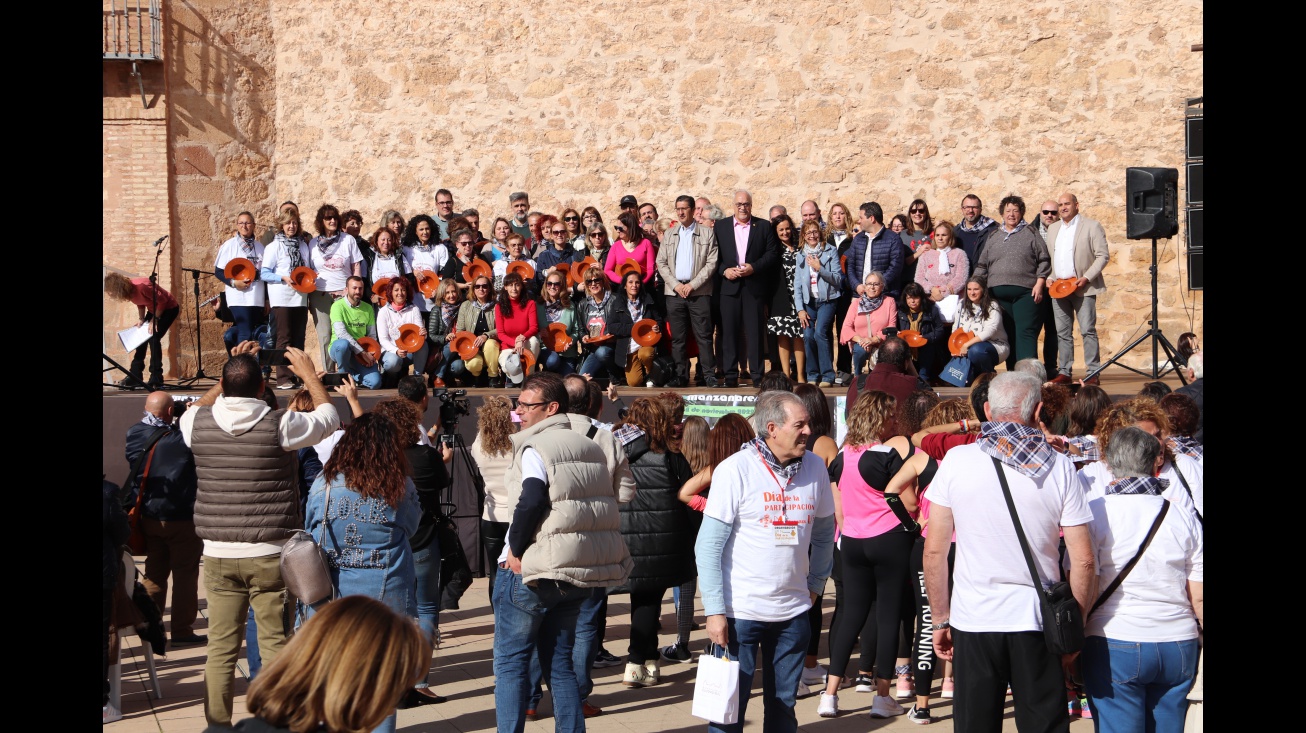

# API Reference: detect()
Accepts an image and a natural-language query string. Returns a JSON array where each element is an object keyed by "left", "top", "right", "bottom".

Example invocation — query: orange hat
[
  {"left": 631, "top": 318, "right": 662, "bottom": 347},
  {"left": 899, "top": 329, "right": 927, "bottom": 348},
  {"left": 553, "top": 262, "right": 571, "bottom": 281},
  {"left": 357, "top": 336, "right": 382, "bottom": 361},
  {"left": 463, "top": 259, "right": 492, "bottom": 284},
  {"left": 570, "top": 256, "right": 599, "bottom": 287},
  {"left": 546, "top": 322, "right": 573, "bottom": 353},
  {"left": 507, "top": 260, "right": 536, "bottom": 281},
  {"left": 519, "top": 348, "right": 536, "bottom": 377},
  {"left": 616, "top": 259, "right": 643, "bottom": 280},
  {"left": 372, "top": 277, "right": 393, "bottom": 298},
  {"left": 450, "top": 331, "right": 478, "bottom": 361},
  {"left": 416, "top": 271, "right": 440, "bottom": 298},
  {"left": 1049, "top": 279, "right": 1078, "bottom": 299},
  {"left": 949, "top": 330, "right": 974, "bottom": 357},
  {"left": 224, "top": 257, "right": 256, "bottom": 283},
  {"left": 289, "top": 266, "right": 317, "bottom": 293},
  {"left": 397, "top": 324, "right": 425, "bottom": 352}
]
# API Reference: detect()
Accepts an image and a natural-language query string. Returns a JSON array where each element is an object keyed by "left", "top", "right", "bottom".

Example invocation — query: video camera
[{"left": 434, "top": 388, "right": 470, "bottom": 431}]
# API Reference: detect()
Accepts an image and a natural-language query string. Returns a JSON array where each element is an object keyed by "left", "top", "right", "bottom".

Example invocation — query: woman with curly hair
[
  {"left": 302, "top": 411, "right": 421, "bottom": 733},
  {"left": 1080, "top": 398, "right": 1204, "bottom": 521},
  {"left": 470, "top": 396, "right": 517, "bottom": 598},
  {"left": 1159, "top": 393, "right": 1202, "bottom": 466},
  {"left": 1058, "top": 383, "right": 1113, "bottom": 464},
  {"left": 104, "top": 271, "right": 180, "bottom": 389},
  {"left": 614, "top": 398, "right": 696, "bottom": 687},
  {"left": 402, "top": 214, "right": 449, "bottom": 315}
]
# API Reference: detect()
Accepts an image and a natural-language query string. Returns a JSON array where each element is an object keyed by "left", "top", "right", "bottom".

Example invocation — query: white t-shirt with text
[{"left": 216, "top": 236, "right": 266, "bottom": 307}]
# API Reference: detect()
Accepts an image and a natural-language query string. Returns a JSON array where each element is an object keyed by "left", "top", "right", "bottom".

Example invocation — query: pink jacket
[
  {"left": 914, "top": 247, "right": 969, "bottom": 296},
  {"left": 840, "top": 298, "right": 897, "bottom": 345},
  {"left": 605, "top": 239, "right": 657, "bottom": 285}
]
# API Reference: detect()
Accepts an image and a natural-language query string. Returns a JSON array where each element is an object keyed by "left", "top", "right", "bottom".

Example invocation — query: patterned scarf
[
  {"left": 473, "top": 298, "right": 494, "bottom": 312},
  {"left": 141, "top": 412, "right": 170, "bottom": 429},
  {"left": 1001, "top": 219, "right": 1028, "bottom": 242},
  {"left": 1067, "top": 435, "right": 1100, "bottom": 463},
  {"left": 315, "top": 231, "right": 341, "bottom": 254},
  {"left": 240, "top": 235, "right": 259, "bottom": 258},
  {"left": 545, "top": 300, "right": 564, "bottom": 322},
  {"left": 614, "top": 423, "right": 646, "bottom": 447},
  {"left": 749, "top": 436, "right": 803, "bottom": 482},
  {"left": 977, "top": 421, "right": 1057, "bottom": 479},
  {"left": 956, "top": 214, "right": 995, "bottom": 232},
  {"left": 627, "top": 297, "right": 644, "bottom": 322},
  {"left": 1105, "top": 476, "right": 1169, "bottom": 496},
  {"left": 275, "top": 232, "right": 304, "bottom": 269},
  {"left": 440, "top": 302, "right": 459, "bottom": 331},
  {"left": 587, "top": 291, "right": 610, "bottom": 322},
  {"left": 1167, "top": 435, "right": 1203, "bottom": 460},
  {"left": 858, "top": 294, "right": 884, "bottom": 314}
]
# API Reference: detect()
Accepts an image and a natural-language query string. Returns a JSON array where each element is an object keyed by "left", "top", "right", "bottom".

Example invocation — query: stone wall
[{"left": 105, "top": 0, "right": 1204, "bottom": 377}]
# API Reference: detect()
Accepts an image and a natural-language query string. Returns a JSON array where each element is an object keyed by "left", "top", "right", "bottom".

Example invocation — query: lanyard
[{"left": 757, "top": 450, "right": 797, "bottom": 525}]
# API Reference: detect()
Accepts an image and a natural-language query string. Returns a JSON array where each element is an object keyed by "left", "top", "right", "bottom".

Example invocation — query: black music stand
[
  {"left": 1083, "top": 237, "right": 1188, "bottom": 385},
  {"left": 175, "top": 267, "right": 220, "bottom": 387}
]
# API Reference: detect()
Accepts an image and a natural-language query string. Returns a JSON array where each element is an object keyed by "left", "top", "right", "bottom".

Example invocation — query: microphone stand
[{"left": 175, "top": 266, "right": 221, "bottom": 387}]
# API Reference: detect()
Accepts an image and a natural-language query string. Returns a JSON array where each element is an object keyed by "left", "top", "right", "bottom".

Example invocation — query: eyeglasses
[
  {"left": 864, "top": 282, "right": 884, "bottom": 289},
  {"left": 586, "top": 278, "right": 604, "bottom": 285},
  {"left": 323, "top": 215, "right": 338, "bottom": 221},
  {"left": 546, "top": 281, "right": 564, "bottom": 288},
  {"left": 1042, "top": 210, "right": 1057, "bottom": 216},
  {"left": 613, "top": 226, "right": 626, "bottom": 233},
  {"left": 516, "top": 400, "right": 549, "bottom": 412},
  {"left": 961, "top": 205, "right": 980, "bottom": 211},
  {"left": 564, "top": 216, "right": 579, "bottom": 222},
  {"left": 436, "top": 200, "right": 453, "bottom": 207}
]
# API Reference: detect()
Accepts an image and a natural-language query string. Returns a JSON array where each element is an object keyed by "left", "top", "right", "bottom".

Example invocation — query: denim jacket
[
  {"left": 793, "top": 243, "right": 843, "bottom": 311},
  {"left": 304, "top": 473, "right": 420, "bottom": 616}
]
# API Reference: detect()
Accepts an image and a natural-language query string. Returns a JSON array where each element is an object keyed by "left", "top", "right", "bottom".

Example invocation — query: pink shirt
[
  {"left": 839, "top": 298, "right": 897, "bottom": 345},
  {"left": 130, "top": 277, "right": 179, "bottom": 312},
  {"left": 836, "top": 444, "right": 905, "bottom": 539},
  {"left": 604, "top": 239, "right": 657, "bottom": 285},
  {"left": 733, "top": 218, "right": 751, "bottom": 265},
  {"left": 914, "top": 247, "right": 969, "bottom": 296}
]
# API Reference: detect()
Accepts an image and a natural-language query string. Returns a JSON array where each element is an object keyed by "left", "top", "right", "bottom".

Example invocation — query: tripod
[
  {"left": 175, "top": 267, "right": 221, "bottom": 387},
  {"left": 1084, "top": 237, "right": 1188, "bottom": 385}
]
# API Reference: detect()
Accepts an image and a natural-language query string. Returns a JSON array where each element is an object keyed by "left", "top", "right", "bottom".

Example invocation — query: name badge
[{"left": 773, "top": 523, "right": 799, "bottom": 546}]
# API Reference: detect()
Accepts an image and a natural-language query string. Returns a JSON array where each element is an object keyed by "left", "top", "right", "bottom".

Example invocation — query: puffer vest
[
  {"left": 618, "top": 436, "right": 695, "bottom": 592},
  {"left": 504, "top": 414, "right": 632, "bottom": 588},
  {"left": 190, "top": 405, "right": 300, "bottom": 542}
]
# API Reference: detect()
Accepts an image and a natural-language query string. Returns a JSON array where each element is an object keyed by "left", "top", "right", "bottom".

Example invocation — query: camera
[
  {"left": 172, "top": 395, "right": 199, "bottom": 423},
  {"left": 439, "top": 433, "right": 457, "bottom": 448},
  {"left": 433, "top": 388, "right": 470, "bottom": 431}
]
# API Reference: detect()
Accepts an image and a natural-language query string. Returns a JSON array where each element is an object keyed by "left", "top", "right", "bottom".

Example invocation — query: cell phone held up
[
  {"left": 258, "top": 348, "right": 289, "bottom": 367},
  {"left": 322, "top": 373, "right": 348, "bottom": 387}
]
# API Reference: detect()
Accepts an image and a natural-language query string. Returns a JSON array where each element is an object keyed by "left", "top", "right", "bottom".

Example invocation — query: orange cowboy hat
[
  {"left": 416, "top": 271, "right": 440, "bottom": 298},
  {"left": 1049, "top": 279, "right": 1078, "bottom": 299},
  {"left": 570, "top": 256, "right": 599, "bottom": 287},
  {"left": 519, "top": 348, "right": 536, "bottom": 377},
  {"left": 397, "top": 324, "right": 425, "bottom": 353},
  {"left": 616, "top": 259, "right": 643, "bottom": 280},
  {"left": 899, "top": 329, "right": 927, "bottom": 348},
  {"left": 289, "top": 266, "right": 317, "bottom": 293},
  {"left": 372, "top": 277, "right": 393, "bottom": 305},
  {"left": 949, "top": 330, "right": 974, "bottom": 357},
  {"left": 507, "top": 260, "right": 536, "bottom": 281},
  {"left": 545, "top": 322, "right": 573, "bottom": 353},
  {"left": 463, "top": 259, "right": 492, "bottom": 284},
  {"left": 449, "top": 331, "right": 479, "bottom": 361},
  {"left": 357, "top": 336, "right": 382, "bottom": 361},
  {"left": 553, "top": 262, "right": 571, "bottom": 281},
  {"left": 631, "top": 318, "right": 662, "bottom": 347},
  {"left": 224, "top": 257, "right": 256, "bottom": 284}
]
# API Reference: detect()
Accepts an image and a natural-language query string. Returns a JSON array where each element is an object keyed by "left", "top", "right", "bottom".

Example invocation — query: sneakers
[
  {"left": 643, "top": 660, "right": 660, "bottom": 685},
  {"left": 275, "top": 383, "right": 296, "bottom": 390},
  {"left": 940, "top": 677, "right": 955, "bottom": 698},
  {"left": 906, "top": 705, "right": 933, "bottom": 725},
  {"left": 796, "top": 680, "right": 814, "bottom": 698},
  {"left": 801, "top": 664, "right": 828, "bottom": 686},
  {"left": 660, "top": 642, "right": 692, "bottom": 664},
  {"left": 622, "top": 661, "right": 658, "bottom": 687},
  {"left": 834, "top": 370, "right": 853, "bottom": 386},
  {"left": 853, "top": 674, "right": 875, "bottom": 693},
  {"left": 817, "top": 692, "right": 839, "bottom": 717},
  {"left": 895, "top": 664, "right": 915, "bottom": 699},
  {"left": 1079, "top": 695, "right": 1093, "bottom": 719},
  {"left": 592, "top": 649, "right": 622, "bottom": 668},
  {"left": 818, "top": 381, "right": 833, "bottom": 388},
  {"left": 869, "top": 694, "right": 907, "bottom": 718}
]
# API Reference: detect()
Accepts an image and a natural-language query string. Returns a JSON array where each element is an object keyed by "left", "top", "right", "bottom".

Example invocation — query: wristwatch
[{"left": 930, "top": 621, "right": 950, "bottom": 631}]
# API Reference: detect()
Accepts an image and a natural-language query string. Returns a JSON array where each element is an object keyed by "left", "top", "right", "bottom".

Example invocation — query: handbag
[
  {"left": 691, "top": 643, "right": 740, "bottom": 725},
  {"left": 939, "top": 354, "right": 971, "bottom": 387},
  {"left": 121, "top": 427, "right": 169, "bottom": 555},
  {"left": 280, "top": 482, "right": 335, "bottom": 606},
  {"left": 1089, "top": 500, "right": 1170, "bottom": 616},
  {"left": 991, "top": 457, "right": 1084, "bottom": 656}
]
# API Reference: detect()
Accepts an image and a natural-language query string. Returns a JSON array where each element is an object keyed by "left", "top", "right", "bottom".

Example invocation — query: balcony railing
[{"left": 103, "top": 0, "right": 160, "bottom": 61}]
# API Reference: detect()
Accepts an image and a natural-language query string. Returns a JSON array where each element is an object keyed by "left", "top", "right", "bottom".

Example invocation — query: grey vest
[{"left": 190, "top": 405, "right": 301, "bottom": 543}]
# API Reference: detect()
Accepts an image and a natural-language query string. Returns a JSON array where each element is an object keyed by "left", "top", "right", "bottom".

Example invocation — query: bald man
[{"left": 124, "top": 391, "right": 204, "bottom": 646}]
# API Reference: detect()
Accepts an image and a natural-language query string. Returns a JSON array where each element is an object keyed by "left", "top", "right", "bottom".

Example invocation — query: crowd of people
[
  {"left": 106, "top": 327, "right": 1204, "bottom": 732},
  {"left": 106, "top": 187, "right": 1183, "bottom": 394}
]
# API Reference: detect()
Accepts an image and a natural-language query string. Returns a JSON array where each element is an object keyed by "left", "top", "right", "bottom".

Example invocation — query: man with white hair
[
  {"left": 713, "top": 190, "right": 780, "bottom": 387},
  {"left": 1173, "top": 352, "right": 1203, "bottom": 443},
  {"left": 696, "top": 391, "right": 836, "bottom": 733},
  {"left": 924, "top": 372, "right": 1096, "bottom": 732}
]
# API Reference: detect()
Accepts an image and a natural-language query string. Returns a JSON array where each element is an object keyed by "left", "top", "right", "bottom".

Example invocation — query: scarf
[
  {"left": 935, "top": 246, "right": 952, "bottom": 276},
  {"left": 388, "top": 301, "right": 409, "bottom": 314},
  {"left": 545, "top": 299, "right": 565, "bottom": 322},
  {"left": 1167, "top": 435, "right": 1203, "bottom": 460},
  {"left": 315, "top": 231, "right": 341, "bottom": 254},
  {"left": 440, "top": 302, "right": 459, "bottom": 331},
  {"left": 1066, "top": 435, "right": 1100, "bottom": 463},
  {"left": 141, "top": 412, "right": 170, "bottom": 429},
  {"left": 587, "top": 291, "right": 610, "bottom": 322},
  {"left": 614, "top": 423, "right": 646, "bottom": 447},
  {"left": 412, "top": 237, "right": 436, "bottom": 254},
  {"left": 749, "top": 436, "right": 803, "bottom": 483},
  {"left": 473, "top": 298, "right": 494, "bottom": 312},
  {"left": 858, "top": 294, "right": 884, "bottom": 314},
  {"left": 956, "top": 214, "right": 995, "bottom": 232},
  {"left": 627, "top": 297, "right": 644, "bottom": 322},
  {"left": 977, "top": 421, "right": 1057, "bottom": 479},
  {"left": 275, "top": 233, "right": 305, "bottom": 269},
  {"left": 1001, "top": 219, "right": 1028, "bottom": 242},
  {"left": 239, "top": 235, "right": 259, "bottom": 258},
  {"left": 906, "top": 310, "right": 924, "bottom": 332},
  {"left": 1105, "top": 476, "right": 1169, "bottom": 496},
  {"left": 374, "top": 251, "right": 407, "bottom": 277}
]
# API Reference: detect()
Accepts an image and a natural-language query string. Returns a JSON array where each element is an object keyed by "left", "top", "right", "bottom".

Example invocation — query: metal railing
[{"left": 103, "top": 0, "right": 161, "bottom": 60}]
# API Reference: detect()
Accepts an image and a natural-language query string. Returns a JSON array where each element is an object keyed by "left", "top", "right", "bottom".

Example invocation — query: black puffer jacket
[{"left": 618, "top": 436, "right": 696, "bottom": 592}]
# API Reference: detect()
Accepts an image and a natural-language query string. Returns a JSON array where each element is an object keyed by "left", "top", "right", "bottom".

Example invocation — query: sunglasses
[
  {"left": 564, "top": 216, "right": 579, "bottom": 222},
  {"left": 551, "top": 229, "right": 567, "bottom": 235},
  {"left": 613, "top": 226, "right": 627, "bottom": 233},
  {"left": 474, "top": 284, "right": 489, "bottom": 290},
  {"left": 586, "top": 278, "right": 604, "bottom": 285},
  {"left": 910, "top": 209, "right": 925, "bottom": 214},
  {"left": 1042, "top": 210, "right": 1058, "bottom": 215},
  {"left": 323, "top": 215, "right": 338, "bottom": 221},
  {"left": 546, "top": 281, "right": 564, "bottom": 288}
]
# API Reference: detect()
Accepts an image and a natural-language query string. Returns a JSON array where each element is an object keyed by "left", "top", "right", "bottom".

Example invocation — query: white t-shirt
[
  {"left": 1078, "top": 456, "right": 1203, "bottom": 519},
  {"left": 1080, "top": 493, "right": 1202, "bottom": 642},
  {"left": 308, "top": 234, "right": 364, "bottom": 293},
  {"left": 261, "top": 237, "right": 311, "bottom": 308},
  {"left": 927, "top": 443, "right": 1093, "bottom": 633},
  {"left": 703, "top": 447, "right": 835, "bottom": 623},
  {"left": 370, "top": 253, "right": 404, "bottom": 281},
  {"left": 498, "top": 448, "right": 547, "bottom": 565},
  {"left": 216, "top": 236, "right": 267, "bottom": 307},
  {"left": 404, "top": 245, "right": 450, "bottom": 312}
]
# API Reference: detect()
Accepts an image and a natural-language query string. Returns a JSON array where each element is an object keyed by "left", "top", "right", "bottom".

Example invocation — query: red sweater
[{"left": 496, "top": 300, "right": 539, "bottom": 342}]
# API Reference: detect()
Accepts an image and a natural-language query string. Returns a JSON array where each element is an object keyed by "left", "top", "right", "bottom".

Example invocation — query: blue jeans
[
  {"left": 1083, "top": 635, "right": 1199, "bottom": 733},
  {"left": 851, "top": 342, "right": 872, "bottom": 377},
  {"left": 493, "top": 570, "right": 588, "bottom": 733},
  {"left": 529, "top": 587, "right": 604, "bottom": 707},
  {"left": 802, "top": 301, "right": 836, "bottom": 383},
  {"left": 966, "top": 342, "right": 1000, "bottom": 383},
  {"left": 229, "top": 305, "right": 265, "bottom": 346},
  {"left": 328, "top": 339, "right": 382, "bottom": 389},
  {"left": 412, "top": 538, "right": 442, "bottom": 687},
  {"left": 435, "top": 343, "right": 455, "bottom": 380},
  {"left": 543, "top": 350, "right": 577, "bottom": 376},
  {"left": 578, "top": 345, "right": 619, "bottom": 380},
  {"left": 382, "top": 342, "right": 431, "bottom": 380},
  {"left": 711, "top": 613, "right": 810, "bottom": 733}
]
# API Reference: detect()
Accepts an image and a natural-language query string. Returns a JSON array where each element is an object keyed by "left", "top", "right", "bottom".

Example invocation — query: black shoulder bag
[
  {"left": 991, "top": 456, "right": 1084, "bottom": 656},
  {"left": 1089, "top": 500, "right": 1170, "bottom": 617}
]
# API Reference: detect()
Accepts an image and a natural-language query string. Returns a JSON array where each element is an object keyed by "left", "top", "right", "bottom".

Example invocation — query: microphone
[{"left": 154, "top": 235, "right": 168, "bottom": 248}]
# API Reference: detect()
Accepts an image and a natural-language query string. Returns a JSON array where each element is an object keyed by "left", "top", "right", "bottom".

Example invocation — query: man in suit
[
  {"left": 1045, "top": 192, "right": 1109, "bottom": 385},
  {"left": 657, "top": 194, "right": 720, "bottom": 387},
  {"left": 714, "top": 190, "right": 780, "bottom": 387},
  {"left": 844, "top": 202, "right": 905, "bottom": 299}
]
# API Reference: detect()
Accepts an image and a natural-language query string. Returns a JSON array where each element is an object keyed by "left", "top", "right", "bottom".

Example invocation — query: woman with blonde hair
[
  {"left": 452, "top": 274, "right": 502, "bottom": 387},
  {"left": 575, "top": 264, "right": 633, "bottom": 386},
  {"left": 259, "top": 210, "right": 314, "bottom": 389},
  {"left": 104, "top": 271, "right": 181, "bottom": 390},
  {"left": 206, "top": 595, "right": 426, "bottom": 733},
  {"left": 538, "top": 269, "right": 582, "bottom": 375},
  {"left": 470, "top": 396, "right": 517, "bottom": 598}
]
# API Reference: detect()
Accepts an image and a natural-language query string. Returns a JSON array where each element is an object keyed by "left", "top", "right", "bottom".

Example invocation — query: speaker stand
[{"left": 1084, "top": 237, "right": 1188, "bottom": 385}]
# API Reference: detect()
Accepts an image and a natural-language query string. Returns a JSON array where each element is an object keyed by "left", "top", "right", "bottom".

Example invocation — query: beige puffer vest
[{"left": 190, "top": 406, "right": 300, "bottom": 542}]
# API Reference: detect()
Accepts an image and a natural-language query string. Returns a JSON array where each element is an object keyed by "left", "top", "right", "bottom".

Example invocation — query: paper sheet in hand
[{"left": 118, "top": 323, "right": 152, "bottom": 352}]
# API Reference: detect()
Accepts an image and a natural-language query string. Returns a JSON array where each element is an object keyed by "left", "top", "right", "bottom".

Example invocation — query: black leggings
[
  {"left": 828, "top": 531, "right": 916, "bottom": 681},
  {"left": 480, "top": 519, "right": 509, "bottom": 606},
  {"left": 828, "top": 545, "right": 876, "bottom": 675},
  {"left": 910, "top": 536, "right": 956, "bottom": 698},
  {"left": 628, "top": 589, "right": 666, "bottom": 664}
]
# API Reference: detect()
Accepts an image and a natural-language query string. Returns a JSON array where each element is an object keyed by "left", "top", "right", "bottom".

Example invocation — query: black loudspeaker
[
  {"left": 1126, "top": 167, "right": 1179, "bottom": 240},
  {"left": 1187, "top": 251, "right": 1203, "bottom": 290},
  {"left": 1185, "top": 117, "right": 1203, "bottom": 159},
  {"left": 1186, "top": 208, "right": 1203, "bottom": 250},
  {"left": 1186, "top": 162, "right": 1203, "bottom": 206}
]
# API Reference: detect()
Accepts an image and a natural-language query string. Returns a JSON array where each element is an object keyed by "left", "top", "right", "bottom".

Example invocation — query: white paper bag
[
  {"left": 691, "top": 644, "right": 740, "bottom": 725},
  {"left": 937, "top": 293, "right": 961, "bottom": 323}
]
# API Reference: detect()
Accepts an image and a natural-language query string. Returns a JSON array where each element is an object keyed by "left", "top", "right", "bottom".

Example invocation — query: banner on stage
[{"left": 680, "top": 393, "right": 848, "bottom": 443}]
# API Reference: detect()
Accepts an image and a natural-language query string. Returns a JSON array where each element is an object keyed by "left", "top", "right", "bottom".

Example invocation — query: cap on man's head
[{"left": 619, "top": 195, "right": 638, "bottom": 208}]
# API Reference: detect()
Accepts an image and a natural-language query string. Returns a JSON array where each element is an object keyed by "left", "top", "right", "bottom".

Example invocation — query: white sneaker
[
  {"left": 796, "top": 680, "right": 813, "bottom": 698},
  {"left": 801, "top": 663, "right": 828, "bottom": 686},
  {"left": 103, "top": 705, "right": 123, "bottom": 724},
  {"left": 853, "top": 673, "right": 876, "bottom": 692},
  {"left": 623, "top": 661, "right": 652, "bottom": 687},
  {"left": 817, "top": 692, "right": 839, "bottom": 717},
  {"left": 642, "top": 659, "right": 660, "bottom": 685},
  {"left": 869, "top": 694, "right": 906, "bottom": 718}
]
